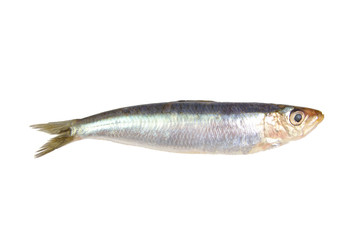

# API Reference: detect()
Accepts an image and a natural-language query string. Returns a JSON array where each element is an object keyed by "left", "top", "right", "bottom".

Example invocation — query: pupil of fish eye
[{"left": 294, "top": 113, "right": 302, "bottom": 122}]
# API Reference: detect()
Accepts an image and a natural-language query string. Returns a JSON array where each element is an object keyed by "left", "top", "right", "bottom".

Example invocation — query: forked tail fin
[{"left": 31, "top": 120, "right": 78, "bottom": 158}]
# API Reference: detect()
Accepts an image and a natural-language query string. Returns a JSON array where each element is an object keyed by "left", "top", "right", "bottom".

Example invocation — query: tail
[{"left": 31, "top": 119, "right": 78, "bottom": 158}]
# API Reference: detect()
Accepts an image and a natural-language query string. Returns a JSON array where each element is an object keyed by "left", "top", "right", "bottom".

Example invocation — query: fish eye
[
  {"left": 294, "top": 113, "right": 302, "bottom": 122},
  {"left": 289, "top": 110, "right": 305, "bottom": 126}
]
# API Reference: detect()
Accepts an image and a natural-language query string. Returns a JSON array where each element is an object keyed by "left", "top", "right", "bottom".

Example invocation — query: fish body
[{"left": 32, "top": 101, "right": 324, "bottom": 157}]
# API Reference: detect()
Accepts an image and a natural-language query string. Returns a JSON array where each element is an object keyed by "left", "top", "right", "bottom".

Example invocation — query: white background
[{"left": 1, "top": 0, "right": 359, "bottom": 239}]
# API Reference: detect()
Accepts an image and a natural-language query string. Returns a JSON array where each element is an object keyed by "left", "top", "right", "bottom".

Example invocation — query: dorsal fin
[{"left": 176, "top": 100, "right": 215, "bottom": 103}]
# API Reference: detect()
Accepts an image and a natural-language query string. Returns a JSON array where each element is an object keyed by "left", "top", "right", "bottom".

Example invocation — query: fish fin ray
[
  {"left": 31, "top": 119, "right": 78, "bottom": 158},
  {"left": 31, "top": 120, "right": 77, "bottom": 134}
]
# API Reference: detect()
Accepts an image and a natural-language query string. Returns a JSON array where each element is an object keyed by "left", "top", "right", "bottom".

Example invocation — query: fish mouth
[
  {"left": 300, "top": 108, "right": 324, "bottom": 124},
  {"left": 311, "top": 109, "right": 324, "bottom": 125},
  {"left": 303, "top": 109, "right": 324, "bottom": 137},
  {"left": 316, "top": 110, "right": 324, "bottom": 124}
]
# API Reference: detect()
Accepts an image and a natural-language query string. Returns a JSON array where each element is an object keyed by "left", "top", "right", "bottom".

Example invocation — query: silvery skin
[{"left": 32, "top": 101, "right": 324, "bottom": 157}]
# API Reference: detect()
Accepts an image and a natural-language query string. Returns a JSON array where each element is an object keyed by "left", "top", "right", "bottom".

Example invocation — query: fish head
[{"left": 263, "top": 105, "right": 324, "bottom": 146}]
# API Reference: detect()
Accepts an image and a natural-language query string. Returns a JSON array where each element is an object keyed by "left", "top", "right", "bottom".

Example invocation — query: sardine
[{"left": 32, "top": 101, "right": 324, "bottom": 157}]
